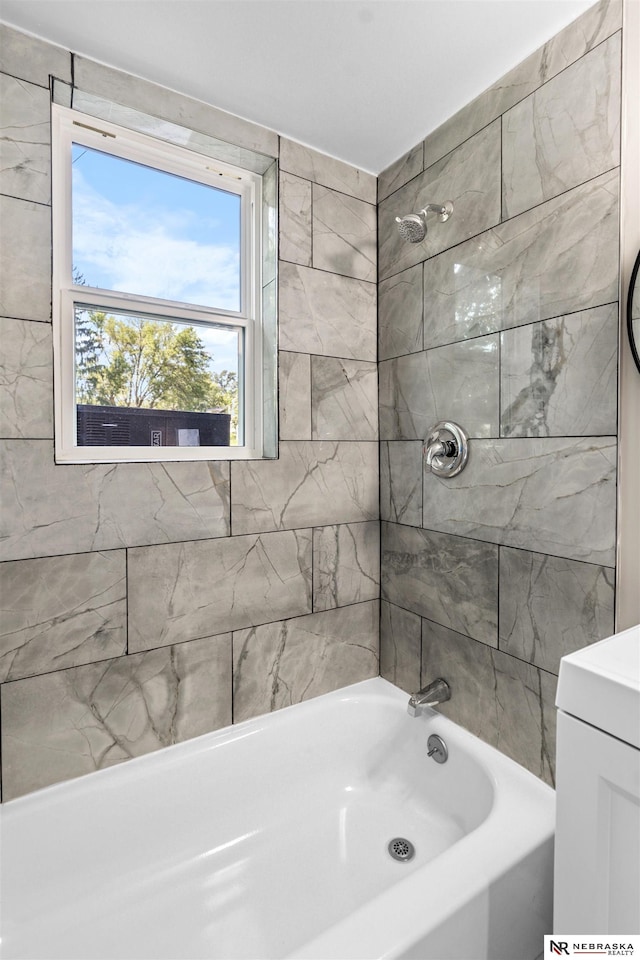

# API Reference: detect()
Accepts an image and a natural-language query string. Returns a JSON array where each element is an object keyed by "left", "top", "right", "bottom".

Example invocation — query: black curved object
[{"left": 627, "top": 247, "right": 640, "bottom": 374}]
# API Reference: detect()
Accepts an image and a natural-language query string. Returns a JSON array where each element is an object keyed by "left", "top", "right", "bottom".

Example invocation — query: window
[{"left": 52, "top": 104, "right": 272, "bottom": 462}]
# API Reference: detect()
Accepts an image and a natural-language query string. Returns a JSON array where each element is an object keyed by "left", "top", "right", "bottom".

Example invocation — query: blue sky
[{"left": 72, "top": 144, "right": 241, "bottom": 373}]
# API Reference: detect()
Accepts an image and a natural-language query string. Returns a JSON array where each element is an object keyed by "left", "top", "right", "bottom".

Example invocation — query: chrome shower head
[
  {"left": 395, "top": 213, "right": 426, "bottom": 243},
  {"left": 395, "top": 201, "right": 454, "bottom": 243}
]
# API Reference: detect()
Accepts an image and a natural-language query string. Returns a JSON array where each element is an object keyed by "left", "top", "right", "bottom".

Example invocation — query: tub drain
[{"left": 388, "top": 837, "right": 415, "bottom": 862}]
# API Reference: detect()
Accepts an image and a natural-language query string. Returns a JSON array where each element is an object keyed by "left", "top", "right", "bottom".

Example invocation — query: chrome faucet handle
[
  {"left": 425, "top": 438, "right": 456, "bottom": 468},
  {"left": 423, "top": 421, "right": 469, "bottom": 478}
]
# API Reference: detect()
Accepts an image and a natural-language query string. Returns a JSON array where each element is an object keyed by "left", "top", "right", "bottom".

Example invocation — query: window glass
[
  {"left": 74, "top": 305, "right": 241, "bottom": 447},
  {"left": 53, "top": 104, "right": 276, "bottom": 463},
  {"left": 72, "top": 144, "right": 242, "bottom": 312}
]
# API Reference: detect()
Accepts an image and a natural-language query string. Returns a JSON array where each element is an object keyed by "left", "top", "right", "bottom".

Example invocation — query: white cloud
[{"left": 72, "top": 169, "right": 241, "bottom": 311}]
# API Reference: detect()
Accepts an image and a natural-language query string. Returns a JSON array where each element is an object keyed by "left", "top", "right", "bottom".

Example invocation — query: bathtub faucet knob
[
  {"left": 423, "top": 421, "right": 469, "bottom": 478},
  {"left": 407, "top": 678, "right": 451, "bottom": 717}
]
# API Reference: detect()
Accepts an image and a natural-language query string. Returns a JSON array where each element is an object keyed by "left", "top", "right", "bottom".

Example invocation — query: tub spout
[{"left": 407, "top": 678, "right": 451, "bottom": 717}]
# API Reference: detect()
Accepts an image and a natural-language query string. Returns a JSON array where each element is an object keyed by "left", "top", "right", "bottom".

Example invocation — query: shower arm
[{"left": 420, "top": 202, "right": 453, "bottom": 222}]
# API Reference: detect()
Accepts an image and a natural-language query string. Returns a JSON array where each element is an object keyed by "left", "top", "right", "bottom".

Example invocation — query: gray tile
[
  {"left": 311, "top": 356, "right": 378, "bottom": 441},
  {"left": 262, "top": 161, "right": 278, "bottom": 286},
  {"left": 537, "top": 0, "right": 621, "bottom": 74},
  {"left": 51, "top": 78, "right": 72, "bottom": 108},
  {"left": 262, "top": 278, "right": 278, "bottom": 457},
  {"left": 69, "top": 88, "right": 274, "bottom": 174},
  {"left": 422, "top": 437, "right": 617, "bottom": 566},
  {"left": 313, "top": 521, "right": 379, "bottom": 611},
  {"left": 279, "top": 351, "right": 311, "bottom": 440},
  {"left": 232, "top": 601, "right": 379, "bottom": 723},
  {"left": 279, "top": 262, "right": 377, "bottom": 362},
  {"left": 231, "top": 441, "right": 379, "bottom": 535},
  {"left": 499, "top": 548, "right": 615, "bottom": 675},
  {"left": 0, "top": 550, "right": 126, "bottom": 683},
  {"left": 422, "top": 0, "right": 621, "bottom": 168},
  {"left": 422, "top": 242, "right": 508, "bottom": 348},
  {"left": 503, "top": 35, "right": 621, "bottom": 219},
  {"left": 1, "top": 634, "right": 232, "bottom": 799},
  {"left": 0, "top": 75, "right": 51, "bottom": 205},
  {"left": 381, "top": 522, "right": 498, "bottom": 646},
  {"left": 501, "top": 304, "right": 618, "bottom": 437},
  {"left": 74, "top": 56, "right": 279, "bottom": 157},
  {"left": 128, "top": 529, "right": 312, "bottom": 652},
  {"left": 279, "top": 172, "right": 312, "bottom": 266},
  {"left": 379, "top": 336, "right": 499, "bottom": 440},
  {"left": 380, "top": 599, "right": 421, "bottom": 694},
  {"left": 422, "top": 169, "right": 619, "bottom": 349},
  {"left": 540, "top": 668, "right": 558, "bottom": 787},
  {"left": 378, "top": 264, "right": 423, "bottom": 361},
  {"left": 421, "top": 620, "right": 556, "bottom": 785},
  {"left": 0, "top": 195, "right": 51, "bottom": 322},
  {"left": 379, "top": 121, "right": 501, "bottom": 282},
  {"left": 0, "top": 22, "right": 71, "bottom": 87},
  {"left": 312, "top": 184, "right": 376, "bottom": 282},
  {"left": 279, "top": 138, "right": 376, "bottom": 203},
  {"left": 0, "top": 440, "right": 230, "bottom": 561},
  {"left": 380, "top": 442, "right": 422, "bottom": 528},
  {"left": 378, "top": 143, "right": 423, "bottom": 203},
  {"left": 0, "top": 317, "right": 53, "bottom": 439}
]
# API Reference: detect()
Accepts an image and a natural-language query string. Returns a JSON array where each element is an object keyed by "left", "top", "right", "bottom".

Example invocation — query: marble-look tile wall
[
  {"left": 0, "top": 25, "right": 379, "bottom": 800},
  {"left": 0, "top": 0, "right": 623, "bottom": 802},
  {"left": 379, "top": 0, "right": 621, "bottom": 786}
]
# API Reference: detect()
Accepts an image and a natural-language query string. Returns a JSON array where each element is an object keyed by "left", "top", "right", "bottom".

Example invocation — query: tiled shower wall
[
  {"left": 0, "top": 0, "right": 625, "bottom": 801},
  {"left": 0, "top": 25, "right": 379, "bottom": 800},
  {"left": 378, "top": 0, "right": 621, "bottom": 785}
]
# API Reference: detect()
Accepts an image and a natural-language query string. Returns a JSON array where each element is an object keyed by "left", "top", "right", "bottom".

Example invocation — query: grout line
[
  {"left": 277, "top": 346, "right": 376, "bottom": 364},
  {"left": 379, "top": 163, "right": 621, "bottom": 287},
  {"left": 124, "top": 547, "right": 129, "bottom": 656},
  {"left": 0, "top": 316, "right": 51, "bottom": 326},
  {"left": 230, "top": 629, "right": 235, "bottom": 726},
  {"left": 382, "top": 517, "right": 616, "bottom": 570},
  {"left": 279, "top": 256, "right": 376, "bottom": 286},
  {"left": 0, "top": 598, "right": 380, "bottom": 687},
  {"left": 309, "top": 180, "right": 314, "bottom": 268},
  {"left": 500, "top": 113, "right": 505, "bottom": 224},
  {"left": 278, "top": 167, "right": 375, "bottom": 208},
  {"left": 498, "top": 322, "right": 503, "bottom": 439},
  {"left": 311, "top": 526, "right": 316, "bottom": 613},
  {"left": 377, "top": 299, "right": 620, "bottom": 361},
  {"left": 497, "top": 545, "right": 502, "bottom": 653},
  {"left": 0, "top": 191, "right": 51, "bottom": 208},
  {"left": 308, "top": 352, "right": 314, "bottom": 441},
  {"left": 378, "top": 28, "right": 621, "bottom": 208},
  {"left": 385, "top": 596, "right": 560, "bottom": 681}
]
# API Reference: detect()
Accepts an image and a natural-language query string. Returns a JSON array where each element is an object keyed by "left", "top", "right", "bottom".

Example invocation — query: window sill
[{"left": 54, "top": 445, "right": 278, "bottom": 464}]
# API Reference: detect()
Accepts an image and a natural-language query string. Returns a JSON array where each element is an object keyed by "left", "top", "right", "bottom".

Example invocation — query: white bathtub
[{"left": 0, "top": 677, "right": 554, "bottom": 960}]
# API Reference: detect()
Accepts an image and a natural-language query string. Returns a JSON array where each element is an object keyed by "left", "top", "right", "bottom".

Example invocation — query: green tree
[
  {"left": 73, "top": 274, "right": 104, "bottom": 403},
  {"left": 75, "top": 311, "right": 235, "bottom": 417},
  {"left": 211, "top": 369, "right": 238, "bottom": 440}
]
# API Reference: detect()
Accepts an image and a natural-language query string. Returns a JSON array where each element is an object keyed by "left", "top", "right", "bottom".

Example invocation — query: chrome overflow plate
[
  {"left": 423, "top": 421, "right": 469, "bottom": 478},
  {"left": 427, "top": 734, "right": 448, "bottom": 764}
]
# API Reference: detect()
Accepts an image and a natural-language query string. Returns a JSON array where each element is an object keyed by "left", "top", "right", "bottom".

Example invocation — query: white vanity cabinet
[{"left": 554, "top": 624, "right": 640, "bottom": 933}]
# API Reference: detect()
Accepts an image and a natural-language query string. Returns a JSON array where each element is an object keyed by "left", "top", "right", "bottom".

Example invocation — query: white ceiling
[{"left": 1, "top": 0, "right": 596, "bottom": 173}]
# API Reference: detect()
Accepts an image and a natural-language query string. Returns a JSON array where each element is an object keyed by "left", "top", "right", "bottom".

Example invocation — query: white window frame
[{"left": 52, "top": 104, "right": 265, "bottom": 463}]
